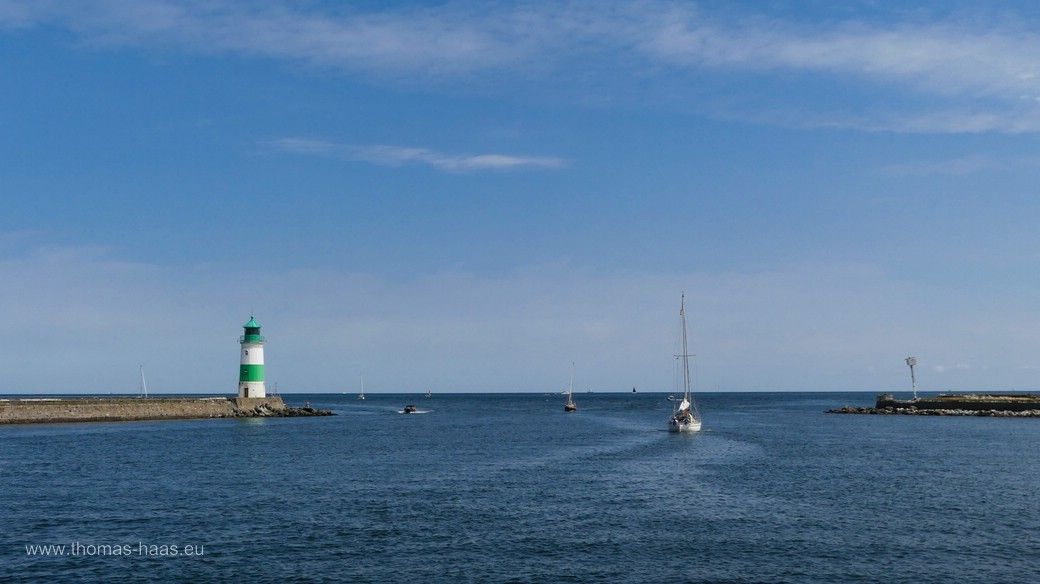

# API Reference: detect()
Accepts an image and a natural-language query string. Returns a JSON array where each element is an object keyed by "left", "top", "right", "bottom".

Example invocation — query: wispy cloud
[
  {"left": 881, "top": 154, "right": 1040, "bottom": 177},
  {"left": 643, "top": 18, "right": 1040, "bottom": 101},
  {"left": 933, "top": 363, "right": 971, "bottom": 374},
  {"left": 7, "top": 1, "right": 1040, "bottom": 132},
  {"left": 271, "top": 138, "right": 566, "bottom": 172}
]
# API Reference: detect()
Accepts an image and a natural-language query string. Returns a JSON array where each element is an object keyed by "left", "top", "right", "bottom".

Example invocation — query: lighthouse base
[{"left": 238, "top": 381, "right": 266, "bottom": 399}]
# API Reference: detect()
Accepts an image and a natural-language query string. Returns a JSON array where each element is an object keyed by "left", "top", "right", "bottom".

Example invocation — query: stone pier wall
[
  {"left": 875, "top": 394, "right": 1040, "bottom": 412},
  {"left": 0, "top": 396, "right": 287, "bottom": 425}
]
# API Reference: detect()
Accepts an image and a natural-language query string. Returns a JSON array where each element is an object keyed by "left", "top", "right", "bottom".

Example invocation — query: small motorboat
[{"left": 402, "top": 404, "right": 417, "bottom": 414}]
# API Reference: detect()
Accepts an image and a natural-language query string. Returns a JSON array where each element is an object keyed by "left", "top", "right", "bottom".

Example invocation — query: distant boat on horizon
[
  {"left": 358, "top": 374, "right": 365, "bottom": 400},
  {"left": 425, "top": 388, "right": 432, "bottom": 399},
  {"left": 668, "top": 294, "right": 702, "bottom": 433}
]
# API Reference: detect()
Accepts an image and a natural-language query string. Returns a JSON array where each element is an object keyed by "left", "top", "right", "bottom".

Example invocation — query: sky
[{"left": 3, "top": 0, "right": 1040, "bottom": 393}]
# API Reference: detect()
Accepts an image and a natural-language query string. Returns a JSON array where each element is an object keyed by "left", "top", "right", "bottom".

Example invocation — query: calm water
[{"left": 2, "top": 392, "right": 1039, "bottom": 583}]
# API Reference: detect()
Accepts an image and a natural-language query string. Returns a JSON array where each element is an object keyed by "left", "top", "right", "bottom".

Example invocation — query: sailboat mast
[
  {"left": 139, "top": 365, "right": 148, "bottom": 398},
  {"left": 680, "top": 294, "right": 691, "bottom": 400}
]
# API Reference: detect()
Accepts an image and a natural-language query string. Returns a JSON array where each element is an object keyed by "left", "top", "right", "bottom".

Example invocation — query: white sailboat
[
  {"left": 668, "top": 294, "right": 702, "bottom": 433},
  {"left": 564, "top": 361, "right": 577, "bottom": 412},
  {"left": 357, "top": 374, "right": 366, "bottom": 400},
  {"left": 425, "top": 388, "right": 432, "bottom": 399}
]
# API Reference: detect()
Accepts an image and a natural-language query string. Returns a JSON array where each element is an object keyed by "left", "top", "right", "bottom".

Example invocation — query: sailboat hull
[{"left": 668, "top": 417, "right": 702, "bottom": 433}]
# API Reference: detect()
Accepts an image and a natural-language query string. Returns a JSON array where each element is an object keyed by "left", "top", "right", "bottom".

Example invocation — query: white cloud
[
  {"left": 642, "top": 19, "right": 1040, "bottom": 101},
  {"left": 270, "top": 138, "right": 566, "bottom": 172},
  {"left": 5, "top": 2, "right": 1040, "bottom": 132}
]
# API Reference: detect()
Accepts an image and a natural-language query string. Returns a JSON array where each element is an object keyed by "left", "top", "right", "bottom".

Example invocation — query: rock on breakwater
[{"left": 0, "top": 396, "right": 333, "bottom": 425}]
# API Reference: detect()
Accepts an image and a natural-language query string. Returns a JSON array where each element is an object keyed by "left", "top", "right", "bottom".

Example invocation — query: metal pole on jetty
[{"left": 905, "top": 356, "right": 918, "bottom": 400}]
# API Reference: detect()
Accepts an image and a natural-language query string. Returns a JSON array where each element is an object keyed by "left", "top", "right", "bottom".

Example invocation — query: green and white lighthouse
[{"left": 239, "top": 315, "right": 266, "bottom": 398}]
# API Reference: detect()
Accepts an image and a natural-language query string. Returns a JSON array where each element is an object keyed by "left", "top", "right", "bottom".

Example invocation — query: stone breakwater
[
  {"left": 827, "top": 405, "right": 1040, "bottom": 417},
  {"left": 828, "top": 392, "right": 1040, "bottom": 417},
  {"left": 0, "top": 396, "right": 333, "bottom": 425}
]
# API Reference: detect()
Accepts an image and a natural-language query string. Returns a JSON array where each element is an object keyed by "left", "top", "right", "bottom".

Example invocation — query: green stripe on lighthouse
[{"left": 240, "top": 364, "right": 264, "bottom": 382}]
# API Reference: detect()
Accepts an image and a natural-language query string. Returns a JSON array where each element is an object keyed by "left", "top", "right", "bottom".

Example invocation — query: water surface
[{"left": 2, "top": 392, "right": 1038, "bottom": 582}]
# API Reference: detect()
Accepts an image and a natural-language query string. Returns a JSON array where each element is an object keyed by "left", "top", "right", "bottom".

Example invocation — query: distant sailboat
[
  {"left": 425, "top": 388, "right": 432, "bottom": 399},
  {"left": 358, "top": 375, "right": 366, "bottom": 400},
  {"left": 668, "top": 294, "right": 702, "bottom": 433},
  {"left": 139, "top": 365, "right": 148, "bottom": 398},
  {"left": 564, "top": 362, "right": 577, "bottom": 412}
]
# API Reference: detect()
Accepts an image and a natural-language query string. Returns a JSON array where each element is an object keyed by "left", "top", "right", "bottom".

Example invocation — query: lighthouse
[{"left": 239, "top": 316, "right": 266, "bottom": 398}]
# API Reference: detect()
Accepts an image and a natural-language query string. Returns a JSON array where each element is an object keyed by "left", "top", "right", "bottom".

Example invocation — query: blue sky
[{"left": 3, "top": 1, "right": 1040, "bottom": 393}]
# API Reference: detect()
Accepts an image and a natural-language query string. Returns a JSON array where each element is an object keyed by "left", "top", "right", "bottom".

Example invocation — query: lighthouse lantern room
[{"left": 239, "top": 316, "right": 266, "bottom": 398}]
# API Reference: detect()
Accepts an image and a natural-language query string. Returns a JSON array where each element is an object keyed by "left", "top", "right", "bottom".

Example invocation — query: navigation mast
[
  {"left": 139, "top": 365, "right": 148, "bottom": 398},
  {"left": 905, "top": 356, "right": 918, "bottom": 400}
]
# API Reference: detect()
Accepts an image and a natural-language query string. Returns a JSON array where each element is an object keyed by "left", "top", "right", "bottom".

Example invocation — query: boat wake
[{"left": 398, "top": 409, "right": 432, "bottom": 415}]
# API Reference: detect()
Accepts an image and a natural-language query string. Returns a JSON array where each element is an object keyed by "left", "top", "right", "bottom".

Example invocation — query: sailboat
[
  {"left": 564, "top": 362, "right": 577, "bottom": 412},
  {"left": 668, "top": 294, "right": 702, "bottom": 433},
  {"left": 425, "top": 388, "right": 432, "bottom": 399},
  {"left": 357, "top": 375, "right": 366, "bottom": 400}
]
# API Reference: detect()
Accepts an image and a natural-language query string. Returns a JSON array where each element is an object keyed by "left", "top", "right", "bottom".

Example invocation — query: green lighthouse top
[{"left": 241, "top": 315, "right": 265, "bottom": 343}]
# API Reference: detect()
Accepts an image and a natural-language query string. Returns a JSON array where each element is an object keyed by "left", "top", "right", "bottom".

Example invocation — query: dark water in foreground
[{"left": 2, "top": 392, "right": 1039, "bottom": 583}]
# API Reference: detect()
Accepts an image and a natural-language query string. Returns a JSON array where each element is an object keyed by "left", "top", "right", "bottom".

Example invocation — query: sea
[{"left": 2, "top": 392, "right": 1038, "bottom": 583}]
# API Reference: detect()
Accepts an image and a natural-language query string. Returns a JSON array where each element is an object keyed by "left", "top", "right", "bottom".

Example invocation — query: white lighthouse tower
[{"left": 239, "top": 316, "right": 266, "bottom": 398}]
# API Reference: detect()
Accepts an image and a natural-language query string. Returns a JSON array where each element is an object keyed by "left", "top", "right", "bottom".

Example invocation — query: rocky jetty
[
  {"left": 0, "top": 396, "right": 334, "bottom": 425},
  {"left": 828, "top": 392, "right": 1040, "bottom": 417},
  {"left": 232, "top": 402, "right": 333, "bottom": 418},
  {"left": 828, "top": 405, "right": 1040, "bottom": 417}
]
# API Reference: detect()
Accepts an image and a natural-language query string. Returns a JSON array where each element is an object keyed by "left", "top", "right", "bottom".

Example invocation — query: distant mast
[
  {"left": 239, "top": 316, "right": 266, "bottom": 398},
  {"left": 905, "top": 356, "right": 918, "bottom": 400},
  {"left": 139, "top": 365, "right": 148, "bottom": 398}
]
